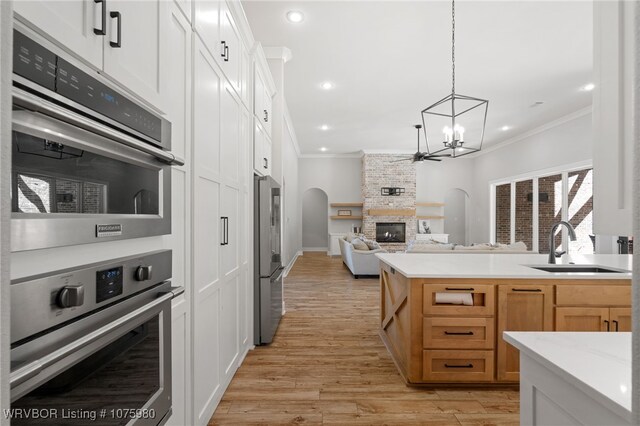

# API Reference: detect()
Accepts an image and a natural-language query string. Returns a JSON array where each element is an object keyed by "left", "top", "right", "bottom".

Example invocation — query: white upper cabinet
[
  {"left": 194, "top": 0, "right": 221, "bottom": 61},
  {"left": 102, "top": 0, "right": 163, "bottom": 109},
  {"left": 253, "top": 67, "right": 273, "bottom": 138},
  {"left": 219, "top": 2, "right": 241, "bottom": 94},
  {"left": 14, "top": 0, "right": 104, "bottom": 68},
  {"left": 174, "top": 0, "right": 192, "bottom": 24}
]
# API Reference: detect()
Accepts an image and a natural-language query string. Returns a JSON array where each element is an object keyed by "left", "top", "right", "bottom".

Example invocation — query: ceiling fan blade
[
  {"left": 389, "top": 157, "right": 412, "bottom": 163},
  {"left": 424, "top": 157, "right": 442, "bottom": 162}
]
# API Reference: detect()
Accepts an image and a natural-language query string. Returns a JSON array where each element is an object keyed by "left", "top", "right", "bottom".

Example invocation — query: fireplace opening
[{"left": 376, "top": 222, "right": 406, "bottom": 243}]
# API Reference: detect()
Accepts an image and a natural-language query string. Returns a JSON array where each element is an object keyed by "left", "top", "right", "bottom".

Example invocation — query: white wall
[
  {"left": 416, "top": 158, "right": 474, "bottom": 234},
  {"left": 302, "top": 188, "right": 329, "bottom": 249},
  {"left": 299, "top": 156, "right": 362, "bottom": 234},
  {"left": 470, "top": 111, "right": 592, "bottom": 243},
  {"left": 444, "top": 189, "right": 469, "bottom": 245},
  {"left": 282, "top": 118, "right": 301, "bottom": 265}
]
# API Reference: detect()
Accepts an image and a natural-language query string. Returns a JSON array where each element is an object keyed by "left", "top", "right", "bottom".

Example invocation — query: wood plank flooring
[{"left": 209, "top": 253, "right": 519, "bottom": 425}]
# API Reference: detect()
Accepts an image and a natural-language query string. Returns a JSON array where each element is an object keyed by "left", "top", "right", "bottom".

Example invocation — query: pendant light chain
[{"left": 451, "top": 0, "right": 455, "bottom": 97}]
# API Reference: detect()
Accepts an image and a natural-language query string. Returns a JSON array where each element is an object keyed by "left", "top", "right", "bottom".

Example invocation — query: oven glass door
[
  {"left": 10, "top": 107, "right": 171, "bottom": 251},
  {"left": 10, "top": 301, "right": 171, "bottom": 426}
]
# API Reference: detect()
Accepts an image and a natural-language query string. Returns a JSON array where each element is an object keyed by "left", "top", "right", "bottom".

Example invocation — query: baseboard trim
[
  {"left": 284, "top": 250, "right": 303, "bottom": 277},
  {"left": 302, "top": 247, "right": 328, "bottom": 252}
]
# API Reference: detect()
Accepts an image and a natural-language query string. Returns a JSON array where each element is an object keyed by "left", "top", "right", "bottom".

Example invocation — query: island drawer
[
  {"left": 423, "top": 350, "right": 494, "bottom": 382},
  {"left": 423, "top": 283, "right": 495, "bottom": 316},
  {"left": 423, "top": 317, "right": 494, "bottom": 349},
  {"left": 556, "top": 285, "right": 631, "bottom": 306}
]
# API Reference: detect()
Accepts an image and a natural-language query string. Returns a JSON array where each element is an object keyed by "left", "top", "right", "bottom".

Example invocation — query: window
[{"left": 492, "top": 165, "right": 593, "bottom": 254}]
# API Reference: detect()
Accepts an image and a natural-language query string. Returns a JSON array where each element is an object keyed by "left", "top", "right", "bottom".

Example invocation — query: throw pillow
[
  {"left": 346, "top": 232, "right": 359, "bottom": 243},
  {"left": 362, "top": 238, "right": 379, "bottom": 250},
  {"left": 351, "top": 238, "right": 370, "bottom": 251}
]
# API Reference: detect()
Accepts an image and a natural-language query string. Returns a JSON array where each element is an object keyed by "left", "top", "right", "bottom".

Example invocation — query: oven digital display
[{"left": 96, "top": 266, "right": 123, "bottom": 303}]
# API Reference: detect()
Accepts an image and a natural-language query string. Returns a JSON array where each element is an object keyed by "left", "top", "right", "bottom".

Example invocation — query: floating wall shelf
[
  {"left": 330, "top": 216, "right": 363, "bottom": 220},
  {"left": 368, "top": 208, "right": 416, "bottom": 217},
  {"left": 330, "top": 202, "right": 364, "bottom": 207},
  {"left": 416, "top": 215, "right": 445, "bottom": 220},
  {"left": 416, "top": 202, "right": 445, "bottom": 207}
]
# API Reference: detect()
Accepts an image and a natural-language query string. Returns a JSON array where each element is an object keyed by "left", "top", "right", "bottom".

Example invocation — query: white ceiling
[{"left": 243, "top": 1, "right": 593, "bottom": 155}]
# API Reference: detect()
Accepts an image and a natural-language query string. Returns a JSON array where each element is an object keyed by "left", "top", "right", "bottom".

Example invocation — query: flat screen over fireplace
[{"left": 376, "top": 222, "right": 406, "bottom": 243}]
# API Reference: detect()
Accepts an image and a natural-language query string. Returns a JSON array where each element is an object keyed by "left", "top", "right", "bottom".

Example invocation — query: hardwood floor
[{"left": 209, "top": 253, "right": 519, "bottom": 425}]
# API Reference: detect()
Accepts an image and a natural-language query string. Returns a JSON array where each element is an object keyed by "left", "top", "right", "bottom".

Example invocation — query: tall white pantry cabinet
[{"left": 12, "top": 1, "right": 273, "bottom": 425}]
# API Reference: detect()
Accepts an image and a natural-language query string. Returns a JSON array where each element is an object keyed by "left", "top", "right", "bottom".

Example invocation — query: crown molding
[
  {"left": 473, "top": 106, "right": 592, "bottom": 158},
  {"left": 299, "top": 152, "right": 364, "bottom": 159}
]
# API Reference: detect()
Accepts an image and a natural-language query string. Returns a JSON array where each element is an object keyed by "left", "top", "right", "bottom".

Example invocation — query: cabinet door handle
[
  {"left": 263, "top": 158, "right": 268, "bottom": 169},
  {"left": 604, "top": 320, "right": 610, "bottom": 332},
  {"left": 445, "top": 287, "right": 474, "bottom": 291},
  {"left": 220, "top": 217, "right": 229, "bottom": 246},
  {"left": 221, "top": 41, "right": 227, "bottom": 60},
  {"left": 94, "top": 0, "right": 107, "bottom": 35},
  {"left": 109, "top": 11, "right": 121, "bottom": 48},
  {"left": 444, "top": 363, "right": 474, "bottom": 369},
  {"left": 264, "top": 110, "right": 268, "bottom": 122},
  {"left": 224, "top": 44, "right": 229, "bottom": 62},
  {"left": 612, "top": 320, "right": 619, "bottom": 332},
  {"left": 512, "top": 288, "right": 542, "bottom": 292},
  {"left": 444, "top": 331, "right": 474, "bottom": 336}
]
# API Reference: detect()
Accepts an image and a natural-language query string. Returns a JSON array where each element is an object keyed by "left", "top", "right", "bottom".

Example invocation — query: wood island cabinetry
[{"left": 379, "top": 261, "right": 631, "bottom": 385}]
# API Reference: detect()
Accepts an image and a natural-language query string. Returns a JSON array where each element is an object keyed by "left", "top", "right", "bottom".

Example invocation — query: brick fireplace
[{"left": 362, "top": 154, "right": 416, "bottom": 252}]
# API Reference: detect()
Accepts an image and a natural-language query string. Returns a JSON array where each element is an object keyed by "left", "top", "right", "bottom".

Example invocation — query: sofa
[
  {"left": 405, "top": 240, "right": 531, "bottom": 253},
  {"left": 338, "top": 235, "right": 387, "bottom": 278}
]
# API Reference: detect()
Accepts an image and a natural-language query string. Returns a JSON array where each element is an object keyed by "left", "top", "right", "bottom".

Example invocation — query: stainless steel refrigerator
[{"left": 254, "top": 175, "right": 284, "bottom": 345}]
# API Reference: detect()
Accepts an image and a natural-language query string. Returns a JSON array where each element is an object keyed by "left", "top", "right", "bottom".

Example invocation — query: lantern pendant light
[{"left": 421, "top": 0, "right": 488, "bottom": 158}]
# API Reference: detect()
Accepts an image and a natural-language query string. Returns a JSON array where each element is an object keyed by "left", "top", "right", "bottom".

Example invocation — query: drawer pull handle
[
  {"left": 604, "top": 319, "right": 610, "bottom": 332},
  {"left": 444, "top": 331, "right": 474, "bottom": 336},
  {"left": 512, "top": 288, "right": 542, "bottom": 292},
  {"left": 444, "top": 363, "right": 474, "bottom": 369},
  {"left": 445, "top": 287, "right": 474, "bottom": 291}
]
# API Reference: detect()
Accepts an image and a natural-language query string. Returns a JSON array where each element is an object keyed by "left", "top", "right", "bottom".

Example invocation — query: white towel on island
[{"left": 435, "top": 292, "right": 473, "bottom": 306}]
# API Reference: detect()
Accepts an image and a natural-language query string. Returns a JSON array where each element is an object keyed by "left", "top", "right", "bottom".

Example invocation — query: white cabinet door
[
  {"left": 253, "top": 121, "right": 264, "bottom": 175},
  {"left": 263, "top": 134, "right": 273, "bottom": 176},
  {"left": 193, "top": 38, "right": 223, "bottom": 424},
  {"left": 240, "top": 43, "right": 252, "bottom": 109},
  {"left": 262, "top": 85, "right": 272, "bottom": 136},
  {"left": 253, "top": 69, "right": 265, "bottom": 122},
  {"left": 194, "top": 0, "right": 221, "bottom": 62},
  {"left": 102, "top": 0, "right": 163, "bottom": 108},
  {"left": 220, "top": 275, "right": 239, "bottom": 379},
  {"left": 14, "top": 0, "right": 104, "bottom": 68},
  {"left": 219, "top": 2, "right": 241, "bottom": 94}
]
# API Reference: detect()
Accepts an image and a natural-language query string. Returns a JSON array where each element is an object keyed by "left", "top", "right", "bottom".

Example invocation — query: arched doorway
[
  {"left": 444, "top": 188, "right": 470, "bottom": 245},
  {"left": 302, "top": 188, "right": 329, "bottom": 251}
]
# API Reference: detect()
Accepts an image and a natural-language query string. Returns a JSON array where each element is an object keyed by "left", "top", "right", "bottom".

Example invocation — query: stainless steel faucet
[{"left": 548, "top": 221, "right": 577, "bottom": 264}]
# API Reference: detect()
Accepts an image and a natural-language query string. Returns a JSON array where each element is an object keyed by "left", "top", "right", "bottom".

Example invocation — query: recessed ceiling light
[
  {"left": 320, "top": 147, "right": 327, "bottom": 152},
  {"left": 501, "top": 126, "right": 510, "bottom": 131},
  {"left": 286, "top": 10, "right": 304, "bottom": 23},
  {"left": 581, "top": 83, "right": 595, "bottom": 92},
  {"left": 320, "top": 124, "right": 329, "bottom": 131},
  {"left": 321, "top": 82, "right": 333, "bottom": 90}
]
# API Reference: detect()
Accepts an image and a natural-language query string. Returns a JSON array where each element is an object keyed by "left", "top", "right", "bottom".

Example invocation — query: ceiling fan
[{"left": 390, "top": 124, "right": 451, "bottom": 163}]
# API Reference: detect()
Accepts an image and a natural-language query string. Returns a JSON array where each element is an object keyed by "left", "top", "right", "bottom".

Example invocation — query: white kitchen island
[{"left": 505, "top": 332, "right": 632, "bottom": 426}]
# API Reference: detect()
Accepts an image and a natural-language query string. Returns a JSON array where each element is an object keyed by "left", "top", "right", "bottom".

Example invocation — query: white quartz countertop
[
  {"left": 375, "top": 253, "right": 632, "bottom": 279},
  {"left": 504, "top": 332, "right": 632, "bottom": 422}
]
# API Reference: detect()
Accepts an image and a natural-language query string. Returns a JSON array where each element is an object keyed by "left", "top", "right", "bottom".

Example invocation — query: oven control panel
[
  {"left": 12, "top": 29, "right": 168, "bottom": 148},
  {"left": 96, "top": 266, "right": 124, "bottom": 303},
  {"left": 10, "top": 250, "right": 172, "bottom": 344}
]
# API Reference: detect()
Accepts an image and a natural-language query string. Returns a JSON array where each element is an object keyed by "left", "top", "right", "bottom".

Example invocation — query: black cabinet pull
[
  {"left": 445, "top": 287, "right": 474, "bottom": 291},
  {"left": 94, "top": 0, "right": 106, "bottom": 35},
  {"left": 264, "top": 109, "right": 268, "bottom": 122},
  {"left": 444, "top": 363, "right": 474, "bottom": 369},
  {"left": 220, "top": 217, "right": 229, "bottom": 246},
  {"left": 263, "top": 158, "right": 268, "bottom": 169},
  {"left": 221, "top": 41, "right": 229, "bottom": 62},
  {"left": 604, "top": 319, "right": 610, "bottom": 332},
  {"left": 444, "top": 331, "right": 474, "bottom": 336},
  {"left": 512, "top": 288, "right": 542, "bottom": 292},
  {"left": 109, "top": 11, "right": 121, "bottom": 48},
  {"left": 612, "top": 320, "right": 619, "bottom": 332}
]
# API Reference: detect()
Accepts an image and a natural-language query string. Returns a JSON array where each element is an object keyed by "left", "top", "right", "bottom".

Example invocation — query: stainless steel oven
[
  {"left": 10, "top": 250, "right": 182, "bottom": 426},
  {"left": 11, "top": 27, "right": 183, "bottom": 252}
]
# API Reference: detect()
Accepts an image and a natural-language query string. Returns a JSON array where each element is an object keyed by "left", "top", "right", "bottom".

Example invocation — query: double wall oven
[{"left": 9, "top": 26, "right": 184, "bottom": 425}]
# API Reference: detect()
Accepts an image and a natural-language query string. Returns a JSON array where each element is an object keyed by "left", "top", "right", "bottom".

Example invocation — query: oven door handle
[
  {"left": 10, "top": 288, "right": 180, "bottom": 389},
  {"left": 12, "top": 87, "right": 184, "bottom": 166}
]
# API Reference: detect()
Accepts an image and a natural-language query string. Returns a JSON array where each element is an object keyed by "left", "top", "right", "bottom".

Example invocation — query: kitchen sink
[{"left": 528, "top": 265, "right": 629, "bottom": 274}]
